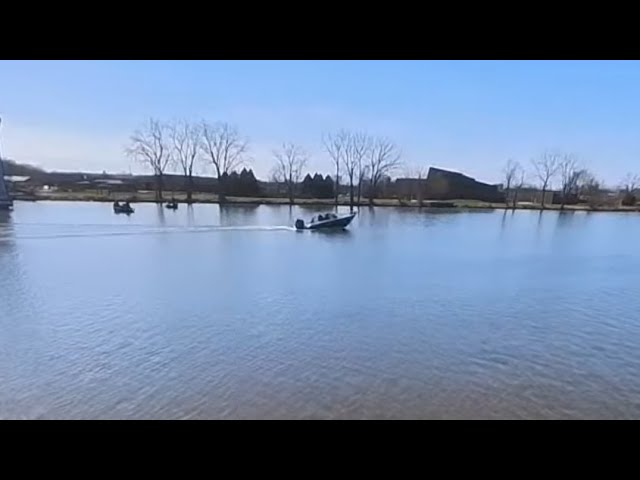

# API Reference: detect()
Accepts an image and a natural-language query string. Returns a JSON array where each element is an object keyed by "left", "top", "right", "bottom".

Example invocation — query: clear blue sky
[{"left": 1, "top": 60, "right": 639, "bottom": 185}]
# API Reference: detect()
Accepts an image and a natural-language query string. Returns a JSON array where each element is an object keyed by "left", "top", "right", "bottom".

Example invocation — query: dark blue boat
[{"left": 295, "top": 212, "right": 356, "bottom": 230}]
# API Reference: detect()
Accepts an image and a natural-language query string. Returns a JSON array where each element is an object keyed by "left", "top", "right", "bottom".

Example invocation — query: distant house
[{"left": 422, "top": 167, "right": 505, "bottom": 203}]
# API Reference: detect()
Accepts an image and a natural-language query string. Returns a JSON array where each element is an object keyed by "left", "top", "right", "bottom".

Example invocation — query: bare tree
[
  {"left": 558, "top": 154, "right": 584, "bottom": 209},
  {"left": 620, "top": 173, "right": 640, "bottom": 193},
  {"left": 531, "top": 151, "right": 562, "bottom": 209},
  {"left": 272, "top": 143, "right": 308, "bottom": 205},
  {"left": 503, "top": 159, "right": 522, "bottom": 208},
  {"left": 357, "top": 160, "right": 370, "bottom": 207},
  {"left": 342, "top": 132, "right": 370, "bottom": 212},
  {"left": 126, "top": 118, "right": 171, "bottom": 202},
  {"left": 368, "top": 137, "right": 402, "bottom": 205},
  {"left": 200, "top": 121, "right": 248, "bottom": 203},
  {"left": 355, "top": 134, "right": 372, "bottom": 208},
  {"left": 405, "top": 164, "right": 429, "bottom": 206},
  {"left": 169, "top": 120, "right": 201, "bottom": 203},
  {"left": 512, "top": 168, "right": 526, "bottom": 209},
  {"left": 578, "top": 170, "right": 604, "bottom": 208},
  {"left": 620, "top": 173, "right": 640, "bottom": 206},
  {"left": 322, "top": 130, "right": 349, "bottom": 208}
]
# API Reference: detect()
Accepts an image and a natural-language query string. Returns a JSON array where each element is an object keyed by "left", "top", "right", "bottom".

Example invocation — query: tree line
[
  {"left": 126, "top": 117, "right": 638, "bottom": 209},
  {"left": 126, "top": 118, "right": 403, "bottom": 208},
  {"left": 126, "top": 118, "right": 248, "bottom": 203},
  {"left": 503, "top": 152, "right": 640, "bottom": 209}
]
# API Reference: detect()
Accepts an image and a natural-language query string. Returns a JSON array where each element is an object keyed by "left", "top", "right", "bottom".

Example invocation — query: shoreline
[{"left": 9, "top": 191, "right": 640, "bottom": 213}]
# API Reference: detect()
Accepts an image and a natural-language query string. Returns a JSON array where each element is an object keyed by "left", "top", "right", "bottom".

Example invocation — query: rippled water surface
[{"left": 1, "top": 201, "right": 640, "bottom": 419}]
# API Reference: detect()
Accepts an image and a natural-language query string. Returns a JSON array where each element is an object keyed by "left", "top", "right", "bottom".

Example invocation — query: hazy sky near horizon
[{"left": 1, "top": 60, "right": 640, "bottom": 185}]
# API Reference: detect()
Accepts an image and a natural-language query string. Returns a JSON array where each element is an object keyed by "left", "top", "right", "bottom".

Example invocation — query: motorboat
[
  {"left": 165, "top": 200, "right": 179, "bottom": 210},
  {"left": 113, "top": 201, "right": 134, "bottom": 214},
  {"left": 295, "top": 212, "right": 356, "bottom": 230}
]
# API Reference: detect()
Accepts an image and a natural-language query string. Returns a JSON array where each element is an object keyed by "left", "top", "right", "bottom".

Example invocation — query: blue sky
[{"left": 1, "top": 60, "right": 639, "bottom": 185}]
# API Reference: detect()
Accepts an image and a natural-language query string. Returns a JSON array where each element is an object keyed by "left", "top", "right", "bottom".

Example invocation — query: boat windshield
[{"left": 312, "top": 214, "right": 338, "bottom": 223}]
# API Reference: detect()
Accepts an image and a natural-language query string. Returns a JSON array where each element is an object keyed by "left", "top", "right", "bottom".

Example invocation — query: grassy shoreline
[{"left": 11, "top": 190, "right": 640, "bottom": 213}]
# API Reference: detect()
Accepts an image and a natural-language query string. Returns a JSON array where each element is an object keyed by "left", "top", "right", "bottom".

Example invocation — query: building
[{"left": 422, "top": 167, "right": 505, "bottom": 203}]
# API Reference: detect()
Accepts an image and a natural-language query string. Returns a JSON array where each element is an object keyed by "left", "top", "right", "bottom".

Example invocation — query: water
[{"left": 1, "top": 201, "right": 640, "bottom": 419}]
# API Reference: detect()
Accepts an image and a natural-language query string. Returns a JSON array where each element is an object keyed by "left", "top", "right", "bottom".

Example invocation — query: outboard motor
[{"left": 295, "top": 219, "right": 305, "bottom": 230}]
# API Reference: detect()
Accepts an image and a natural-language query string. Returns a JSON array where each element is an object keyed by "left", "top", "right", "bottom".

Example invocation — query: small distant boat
[
  {"left": 295, "top": 212, "right": 356, "bottom": 230},
  {"left": 113, "top": 201, "right": 134, "bottom": 214},
  {"left": 165, "top": 200, "right": 179, "bottom": 210}
]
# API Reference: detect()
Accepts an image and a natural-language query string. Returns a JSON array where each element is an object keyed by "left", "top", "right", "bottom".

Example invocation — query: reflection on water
[
  {"left": 500, "top": 209, "right": 508, "bottom": 231},
  {"left": 2, "top": 201, "right": 640, "bottom": 419},
  {"left": 0, "top": 210, "right": 14, "bottom": 248},
  {"left": 219, "top": 203, "right": 261, "bottom": 226},
  {"left": 0, "top": 210, "right": 11, "bottom": 228},
  {"left": 156, "top": 203, "right": 166, "bottom": 225},
  {"left": 186, "top": 204, "right": 196, "bottom": 226}
]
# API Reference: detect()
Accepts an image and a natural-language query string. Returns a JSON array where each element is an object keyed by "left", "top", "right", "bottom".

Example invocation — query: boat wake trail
[{"left": 1, "top": 225, "right": 297, "bottom": 242}]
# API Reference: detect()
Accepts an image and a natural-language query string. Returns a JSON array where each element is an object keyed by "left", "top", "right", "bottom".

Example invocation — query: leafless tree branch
[
  {"left": 404, "top": 164, "right": 429, "bottom": 206},
  {"left": 272, "top": 142, "right": 308, "bottom": 204},
  {"left": 531, "top": 151, "right": 562, "bottom": 208},
  {"left": 200, "top": 121, "right": 248, "bottom": 202},
  {"left": 620, "top": 173, "right": 640, "bottom": 193},
  {"left": 503, "top": 159, "right": 523, "bottom": 208},
  {"left": 169, "top": 120, "right": 201, "bottom": 202},
  {"left": 342, "top": 131, "right": 370, "bottom": 211},
  {"left": 125, "top": 118, "right": 171, "bottom": 201},
  {"left": 368, "top": 136, "right": 402, "bottom": 204},
  {"left": 558, "top": 154, "right": 583, "bottom": 209},
  {"left": 405, "top": 164, "right": 429, "bottom": 179},
  {"left": 503, "top": 159, "right": 521, "bottom": 192},
  {"left": 322, "top": 130, "right": 350, "bottom": 207}
]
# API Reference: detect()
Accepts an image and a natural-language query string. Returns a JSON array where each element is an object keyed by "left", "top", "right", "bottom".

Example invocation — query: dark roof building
[{"left": 423, "top": 167, "right": 504, "bottom": 202}]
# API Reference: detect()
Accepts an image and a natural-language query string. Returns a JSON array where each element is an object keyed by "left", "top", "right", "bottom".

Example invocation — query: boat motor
[{"left": 295, "top": 219, "right": 305, "bottom": 230}]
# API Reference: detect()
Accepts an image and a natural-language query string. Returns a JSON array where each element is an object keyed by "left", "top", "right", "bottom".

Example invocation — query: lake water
[{"left": 1, "top": 201, "right": 640, "bottom": 419}]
